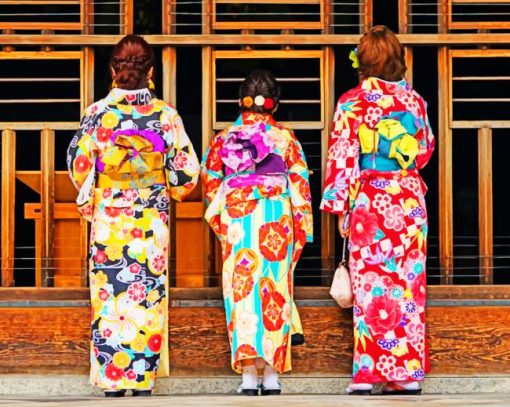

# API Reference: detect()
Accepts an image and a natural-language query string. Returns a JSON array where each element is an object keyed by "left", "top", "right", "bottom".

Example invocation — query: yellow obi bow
[
  {"left": 359, "top": 118, "right": 419, "bottom": 169},
  {"left": 100, "top": 131, "right": 164, "bottom": 178}
]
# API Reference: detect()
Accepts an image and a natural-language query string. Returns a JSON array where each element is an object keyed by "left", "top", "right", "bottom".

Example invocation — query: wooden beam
[
  {"left": 438, "top": 47, "right": 453, "bottom": 285},
  {"left": 1, "top": 285, "right": 510, "bottom": 302},
  {"left": 1, "top": 130, "right": 16, "bottom": 287},
  {"left": 478, "top": 127, "right": 493, "bottom": 285},
  {"left": 3, "top": 34, "right": 510, "bottom": 46},
  {"left": 361, "top": 0, "right": 372, "bottom": 33},
  {"left": 452, "top": 120, "right": 510, "bottom": 129},
  {"left": 40, "top": 129, "right": 55, "bottom": 287},
  {"left": 0, "top": 305, "right": 509, "bottom": 375}
]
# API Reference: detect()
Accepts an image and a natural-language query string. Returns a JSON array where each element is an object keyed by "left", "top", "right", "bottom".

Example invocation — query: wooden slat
[
  {"left": 439, "top": 47, "right": 453, "bottom": 285},
  {"left": 0, "top": 122, "right": 78, "bottom": 131},
  {"left": 451, "top": 120, "right": 510, "bottom": 129},
  {"left": 0, "top": 51, "right": 82, "bottom": 59},
  {"left": 450, "top": 21, "right": 510, "bottom": 30},
  {"left": 451, "top": 49, "right": 510, "bottom": 58},
  {"left": 1, "top": 130, "right": 16, "bottom": 287},
  {"left": 453, "top": 0, "right": 510, "bottom": 3},
  {"left": 25, "top": 203, "right": 80, "bottom": 220},
  {"left": 478, "top": 127, "right": 493, "bottom": 285},
  {"left": 214, "top": 121, "right": 322, "bottom": 131},
  {"left": 40, "top": 129, "right": 55, "bottom": 288},
  {"left": 405, "top": 46, "right": 413, "bottom": 86},
  {"left": 212, "top": 21, "right": 324, "bottom": 30},
  {"left": 0, "top": 23, "right": 82, "bottom": 31},
  {"left": 0, "top": 305, "right": 509, "bottom": 375}
]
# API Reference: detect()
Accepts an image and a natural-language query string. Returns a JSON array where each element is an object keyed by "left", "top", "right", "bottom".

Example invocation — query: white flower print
[
  {"left": 236, "top": 311, "right": 259, "bottom": 339},
  {"left": 222, "top": 270, "right": 232, "bottom": 297},
  {"left": 99, "top": 293, "right": 146, "bottom": 343},
  {"left": 263, "top": 336, "right": 275, "bottom": 362},
  {"left": 281, "top": 302, "right": 291, "bottom": 323},
  {"left": 372, "top": 193, "right": 392, "bottom": 214},
  {"left": 227, "top": 222, "right": 245, "bottom": 245},
  {"left": 364, "top": 106, "right": 383, "bottom": 128}
]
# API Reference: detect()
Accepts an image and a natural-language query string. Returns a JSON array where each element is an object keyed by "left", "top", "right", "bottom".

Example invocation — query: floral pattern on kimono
[
  {"left": 202, "top": 112, "right": 313, "bottom": 373},
  {"left": 67, "top": 87, "right": 199, "bottom": 390},
  {"left": 320, "top": 78, "right": 435, "bottom": 384}
]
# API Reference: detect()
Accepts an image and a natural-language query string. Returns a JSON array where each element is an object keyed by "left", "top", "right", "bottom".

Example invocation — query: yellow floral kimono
[{"left": 67, "top": 87, "right": 199, "bottom": 390}]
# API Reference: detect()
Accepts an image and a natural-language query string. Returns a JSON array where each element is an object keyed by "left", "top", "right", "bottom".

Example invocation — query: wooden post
[
  {"left": 438, "top": 47, "right": 453, "bottom": 285},
  {"left": 438, "top": 0, "right": 448, "bottom": 34},
  {"left": 478, "top": 126, "right": 493, "bottom": 285},
  {"left": 41, "top": 129, "right": 55, "bottom": 287},
  {"left": 321, "top": 46, "right": 335, "bottom": 284},
  {"left": 202, "top": 46, "right": 215, "bottom": 283},
  {"left": 1, "top": 130, "right": 16, "bottom": 287},
  {"left": 361, "top": 0, "right": 373, "bottom": 34},
  {"left": 123, "top": 0, "right": 134, "bottom": 35}
]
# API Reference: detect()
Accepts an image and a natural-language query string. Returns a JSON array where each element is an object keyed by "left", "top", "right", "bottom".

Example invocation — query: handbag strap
[{"left": 341, "top": 238, "right": 348, "bottom": 263}]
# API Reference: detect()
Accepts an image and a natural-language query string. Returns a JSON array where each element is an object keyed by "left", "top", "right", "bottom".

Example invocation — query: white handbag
[{"left": 330, "top": 238, "right": 353, "bottom": 308}]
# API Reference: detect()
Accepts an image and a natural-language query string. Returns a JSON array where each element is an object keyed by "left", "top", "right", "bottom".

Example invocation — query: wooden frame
[
  {"left": 211, "top": 49, "right": 324, "bottom": 130},
  {"left": 211, "top": 0, "right": 325, "bottom": 31},
  {"left": 448, "top": 0, "right": 510, "bottom": 31},
  {"left": 0, "top": 51, "right": 83, "bottom": 287},
  {"left": 0, "top": 0, "right": 84, "bottom": 31}
]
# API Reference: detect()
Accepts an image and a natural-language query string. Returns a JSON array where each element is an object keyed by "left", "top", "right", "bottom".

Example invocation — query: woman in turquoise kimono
[
  {"left": 67, "top": 35, "right": 199, "bottom": 397},
  {"left": 202, "top": 70, "right": 313, "bottom": 395}
]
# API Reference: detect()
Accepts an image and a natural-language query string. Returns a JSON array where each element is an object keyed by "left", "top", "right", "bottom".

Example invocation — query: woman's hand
[{"left": 338, "top": 213, "right": 350, "bottom": 238}]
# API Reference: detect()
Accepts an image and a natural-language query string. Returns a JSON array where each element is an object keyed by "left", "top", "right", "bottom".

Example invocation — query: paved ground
[{"left": 1, "top": 395, "right": 510, "bottom": 407}]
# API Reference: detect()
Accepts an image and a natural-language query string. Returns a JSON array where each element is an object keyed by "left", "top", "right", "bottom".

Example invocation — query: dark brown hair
[
  {"left": 357, "top": 25, "right": 406, "bottom": 82},
  {"left": 109, "top": 34, "right": 154, "bottom": 90},
  {"left": 239, "top": 69, "right": 282, "bottom": 114}
]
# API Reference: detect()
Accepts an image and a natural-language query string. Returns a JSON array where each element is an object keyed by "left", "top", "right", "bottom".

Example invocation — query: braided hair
[{"left": 109, "top": 34, "right": 155, "bottom": 90}]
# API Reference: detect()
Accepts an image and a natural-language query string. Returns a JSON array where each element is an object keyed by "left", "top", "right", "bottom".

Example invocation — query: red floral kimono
[{"left": 321, "top": 77, "right": 435, "bottom": 384}]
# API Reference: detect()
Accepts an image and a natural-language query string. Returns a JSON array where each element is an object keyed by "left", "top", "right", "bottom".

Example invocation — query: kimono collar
[
  {"left": 361, "top": 77, "right": 411, "bottom": 94},
  {"left": 105, "top": 87, "right": 154, "bottom": 106},
  {"left": 234, "top": 112, "right": 277, "bottom": 127}
]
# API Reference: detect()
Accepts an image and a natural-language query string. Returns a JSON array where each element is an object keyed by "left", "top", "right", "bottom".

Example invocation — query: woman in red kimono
[{"left": 321, "top": 26, "right": 435, "bottom": 395}]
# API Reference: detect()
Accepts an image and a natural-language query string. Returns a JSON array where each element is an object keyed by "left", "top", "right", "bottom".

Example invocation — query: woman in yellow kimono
[
  {"left": 67, "top": 35, "right": 199, "bottom": 397},
  {"left": 202, "top": 70, "right": 313, "bottom": 396}
]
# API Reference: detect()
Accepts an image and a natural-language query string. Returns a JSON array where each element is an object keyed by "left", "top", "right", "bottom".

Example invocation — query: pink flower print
[
  {"left": 173, "top": 150, "right": 189, "bottom": 171},
  {"left": 383, "top": 205, "right": 405, "bottom": 231},
  {"left": 350, "top": 207, "right": 379, "bottom": 247},
  {"left": 329, "top": 135, "right": 350, "bottom": 161},
  {"left": 127, "top": 282, "right": 146, "bottom": 303},
  {"left": 365, "top": 296, "right": 403, "bottom": 335},
  {"left": 363, "top": 106, "right": 383, "bottom": 128}
]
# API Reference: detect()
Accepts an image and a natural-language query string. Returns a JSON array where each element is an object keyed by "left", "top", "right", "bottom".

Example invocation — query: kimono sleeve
[
  {"left": 320, "top": 95, "right": 361, "bottom": 216},
  {"left": 286, "top": 135, "right": 313, "bottom": 263},
  {"left": 67, "top": 109, "right": 98, "bottom": 190},
  {"left": 415, "top": 98, "right": 436, "bottom": 170},
  {"left": 163, "top": 110, "right": 200, "bottom": 201},
  {"left": 200, "top": 133, "right": 225, "bottom": 238}
]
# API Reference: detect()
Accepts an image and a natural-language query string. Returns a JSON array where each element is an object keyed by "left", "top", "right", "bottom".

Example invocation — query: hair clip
[
  {"left": 254, "top": 95, "right": 265, "bottom": 107},
  {"left": 242, "top": 96, "right": 253, "bottom": 108},
  {"left": 349, "top": 48, "right": 359, "bottom": 69},
  {"left": 263, "top": 97, "right": 274, "bottom": 110}
]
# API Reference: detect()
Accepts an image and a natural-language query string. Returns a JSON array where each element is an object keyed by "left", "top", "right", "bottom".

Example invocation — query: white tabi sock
[
  {"left": 262, "top": 364, "right": 280, "bottom": 389},
  {"left": 242, "top": 364, "right": 258, "bottom": 389}
]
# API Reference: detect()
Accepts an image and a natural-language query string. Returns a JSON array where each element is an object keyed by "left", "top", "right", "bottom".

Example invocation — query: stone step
[{"left": 0, "top": 375, "right": 509, "bottom": 397}]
